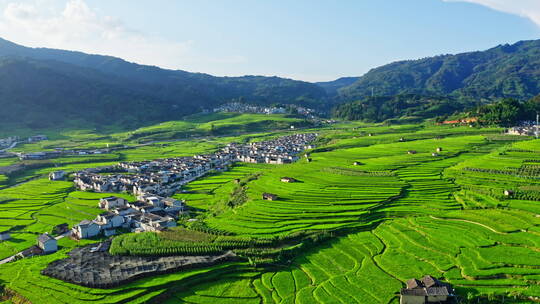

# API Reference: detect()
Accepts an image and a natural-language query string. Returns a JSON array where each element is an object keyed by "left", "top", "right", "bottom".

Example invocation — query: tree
[{"left": 476, "top": 98, "right": 523, "bottom": 126}]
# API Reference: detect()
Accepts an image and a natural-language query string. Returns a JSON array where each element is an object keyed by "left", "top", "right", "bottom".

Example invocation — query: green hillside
[
  {"left": 0, "top": 38, "right": 328, "bottom": 130},
  {"left": 338, "top": 40, "right": 540, "bottom": 101}
]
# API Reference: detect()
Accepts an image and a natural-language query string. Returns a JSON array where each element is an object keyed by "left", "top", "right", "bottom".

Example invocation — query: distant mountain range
[
  {"left": 2, "top": 37, "right": 540, "bottom": 129},
  {"left": 316, "top": 77, "right": 359, "bottom": 96},
  {"left": 334, "top": 39, "right": 540, "bottom": 102},
  {"left": 0, "top": 38, "right": 327, "bottom": 129}
]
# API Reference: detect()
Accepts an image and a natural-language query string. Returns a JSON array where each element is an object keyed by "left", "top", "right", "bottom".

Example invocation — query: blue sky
[{"left": 0, "top": 0, "right": 539, "bottom": 81}]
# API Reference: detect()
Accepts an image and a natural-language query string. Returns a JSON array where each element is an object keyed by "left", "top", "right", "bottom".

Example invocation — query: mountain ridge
[
  {"left": 336, "top": 39, "right": 540, "bottom": 101},
  {"left": 0, "top": 38, "right": 329, "bottom": 129}
]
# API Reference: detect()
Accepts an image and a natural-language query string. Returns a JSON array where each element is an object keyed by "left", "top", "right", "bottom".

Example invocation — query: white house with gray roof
[{"left": 37, "top": 233, "right": 57, "bottom": 253}]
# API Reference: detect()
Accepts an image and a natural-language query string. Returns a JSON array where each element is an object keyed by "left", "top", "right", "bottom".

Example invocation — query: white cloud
[
  {"left": 444, "top": 0, "right": 540, "bottom": 27},
  {"left": 0, "top": 0, "right": 198, "bottom": 70}
]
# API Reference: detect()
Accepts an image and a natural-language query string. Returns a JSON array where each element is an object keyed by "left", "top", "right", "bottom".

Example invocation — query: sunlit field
[{"left": 1, "top": 115, "right": 538, "bottom": 303}]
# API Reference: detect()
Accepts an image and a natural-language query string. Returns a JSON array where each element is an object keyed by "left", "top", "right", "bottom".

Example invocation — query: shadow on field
[{"left": 6, "top": 237, "right": 26, "bottom": 244}]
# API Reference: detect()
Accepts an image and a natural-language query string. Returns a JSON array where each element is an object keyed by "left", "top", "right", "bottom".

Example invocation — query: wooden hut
[
  {"left": 400, "top": 275, "right": 454, "bottom": 304},
  {"left": 262, "top": 193, "right": 278, "bottom": 201},
  {"left": 280, "top": 177, "right": 297, "bottom": 183}
]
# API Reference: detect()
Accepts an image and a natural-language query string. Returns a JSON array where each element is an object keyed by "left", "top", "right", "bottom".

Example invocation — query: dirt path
[{"left": 429, "top": 215, "right": 506, "bottom": 235}]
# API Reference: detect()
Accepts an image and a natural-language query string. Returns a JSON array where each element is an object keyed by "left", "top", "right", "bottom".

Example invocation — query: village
[
  {"left": 0, "top": 134, "right": 114, "bottom": 161},
  {"left": 0, "top": 133, "right": 317, "bottom": 263},
  {"left": 212, "top": 102, "right": 318, "bottom": 117},
  {"left": 506, "top": 121, "right": 539, "bottom": 136},
  {"left": 72, "top": 133, "right": 317, "bottom": 197},
  {"left": 0, "top": 134, "right": 48, "bottom": 157}
]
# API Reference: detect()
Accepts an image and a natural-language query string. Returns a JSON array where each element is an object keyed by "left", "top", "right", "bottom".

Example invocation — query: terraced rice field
[
  {"left": 0, "top": 177, "right": 136, "bottom": 260},
  {"left": 1, "top": 121, "right": 539, "bottom": 303}
]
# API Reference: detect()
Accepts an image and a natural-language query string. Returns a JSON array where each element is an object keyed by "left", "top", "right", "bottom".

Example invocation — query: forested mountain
[
  {"left": 6, "top": 37, "right": 540, "bottom": 128},
  {"left": 331, "top": 94, "right": 467, "bottom": 122},
  {"left": 0, "top": 38, "right": 327, "bottom": 129},
  {"left": 316, "top": 77, "right": 359, "bottom": 95},
  {"left": 337, "top": 40, "right": 540, "bottom": 101}
]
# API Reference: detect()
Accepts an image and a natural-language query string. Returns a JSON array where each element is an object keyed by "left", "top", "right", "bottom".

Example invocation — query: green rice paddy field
[{"left": 0, "top": 116, "right": 539, "bottom": 303}]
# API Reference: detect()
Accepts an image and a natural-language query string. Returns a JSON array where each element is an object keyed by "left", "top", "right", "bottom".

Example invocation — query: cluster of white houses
[
  {"left": 213, "top": 102, "right": 288, "bottom": 115},
  {"left": 71, "top": 195, "right": 184, "bottom": 239},
  {"left": 213, "top": 102, "right": 319, "bottom": 118},
  {"left": 0, "top": 136, "right": 19, "bottom": 149},
  {"left": 5, "top": 133, "right": 315, "bottom": 257},
  {"left": 17, "top": 147, "right": 111, "bottom": 161},
  {"left": 74, "top": 133, "right": 317, "bottom": 197},
  {"left": 507, "top": 126, "right": 537, "bottom": 136},
  {"left": 0, "top": 135, "right": 47, "bottom": 154}
]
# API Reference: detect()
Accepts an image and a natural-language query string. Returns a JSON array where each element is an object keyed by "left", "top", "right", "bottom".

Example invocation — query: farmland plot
[{"left": 1, "top": 121, "right": 539, "bottom": 304}]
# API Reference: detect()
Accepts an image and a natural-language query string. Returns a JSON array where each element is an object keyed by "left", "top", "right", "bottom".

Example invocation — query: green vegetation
[
  {"left": 0, "top": 38, "right": 327, "bottom": 130},
  {"left": 332, "top": 94, "right": 463, "bottom": 122},
  {"left": 471, "top": 96, "right": 540, "bottom": 126},
  {"left": 338, "top": 39, "right": 540, "bottom": 101},
  {"left": 331, "top": 40, "right": 540, "bottom": 123},
  {"left": 1, "top": 116, "right": 539, "bottom": 304}
]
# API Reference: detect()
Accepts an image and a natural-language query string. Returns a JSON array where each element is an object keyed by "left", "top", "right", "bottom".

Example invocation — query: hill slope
[
  {"left": 316, "top": 77, "right": 359, "bottom": 95},
  {"left": 338, "top": 39, "right": 540, "bottom": 101},
  {"left": 0, "top": 38, "right": 328, "bottom": 129}
]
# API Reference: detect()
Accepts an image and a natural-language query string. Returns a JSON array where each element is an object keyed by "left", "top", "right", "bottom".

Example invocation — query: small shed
[
  {"left": 49, "top": 170, "right": 67, "bottom": 181},
  {"left": 0, "top": 231, "right": 11, "bottom": 241},
  {"left": 399, "top": 137, "right": 405, "bottom": 142},
  {"left": 368, "top": 133, "right": 373, "bottom": 137},
  {"left": 504, "top": 189, "right": 514, "bottom": 197},
  {"left": 306, "top": 158, "right": 312, "bottom": 162},
  {"left": 53, "top": 223, "right": 69, "bottom": 235},
  {"left": 280, "top": 177, "right": 297, "bottom": 183},
  {"left": 262, "top": 193, "right": 278, "bottom": 201},
  {"left": 353, "top": 161, "right": 361, "bottom": 166},
  {"left": 436, "top": 147, "right": 443, "bottom": 152},
  {"left": 37, "top": 233, "right": 58, "bottom": 254},
  {"left": 408, "top": 150, "right": 417, "bottom": 155},
  {"left": 431, "top": 153, "right": 439, "bottom": 157}
]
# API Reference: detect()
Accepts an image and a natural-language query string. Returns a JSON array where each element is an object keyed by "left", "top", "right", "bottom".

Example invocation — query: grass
[{"left": 0, "top": 117, "right": 539, "bottom": 304}]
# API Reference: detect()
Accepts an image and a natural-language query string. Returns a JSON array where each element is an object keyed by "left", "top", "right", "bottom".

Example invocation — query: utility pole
[{"left": 536, "top": 112, "right": 539, "bottom": 139}]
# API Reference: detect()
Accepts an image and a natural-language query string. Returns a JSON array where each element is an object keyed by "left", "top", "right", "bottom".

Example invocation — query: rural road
[
  {"left": 429, "top": 215, "right": 506, "bottom": 235},
  {"left": 0, "top": 141, "right": 18, "bottom": 153}
]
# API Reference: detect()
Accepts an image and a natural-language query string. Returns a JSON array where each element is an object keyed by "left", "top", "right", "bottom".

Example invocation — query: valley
[{"left": 0, "top": 113, "right": 538, "bottom": 303}]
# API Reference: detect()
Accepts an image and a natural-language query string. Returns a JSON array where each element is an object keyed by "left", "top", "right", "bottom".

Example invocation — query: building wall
[
  {"left": 111, "top": 216, "right": 124, "bottom": 228},
  {"left": 81, "top": 224, "right": 101, "bottom": 238},
  {"left": 104, "top": 229, "right": 116, "bottom": 237},
  {"left": 42, "top": 240, "right": 58, "bottom": 253},
  {"left": 427, "top": 295, "right": 447, "bottom": 303},
  {"left": 400, "top": 295, "right": 425, "bottom": 304}
]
